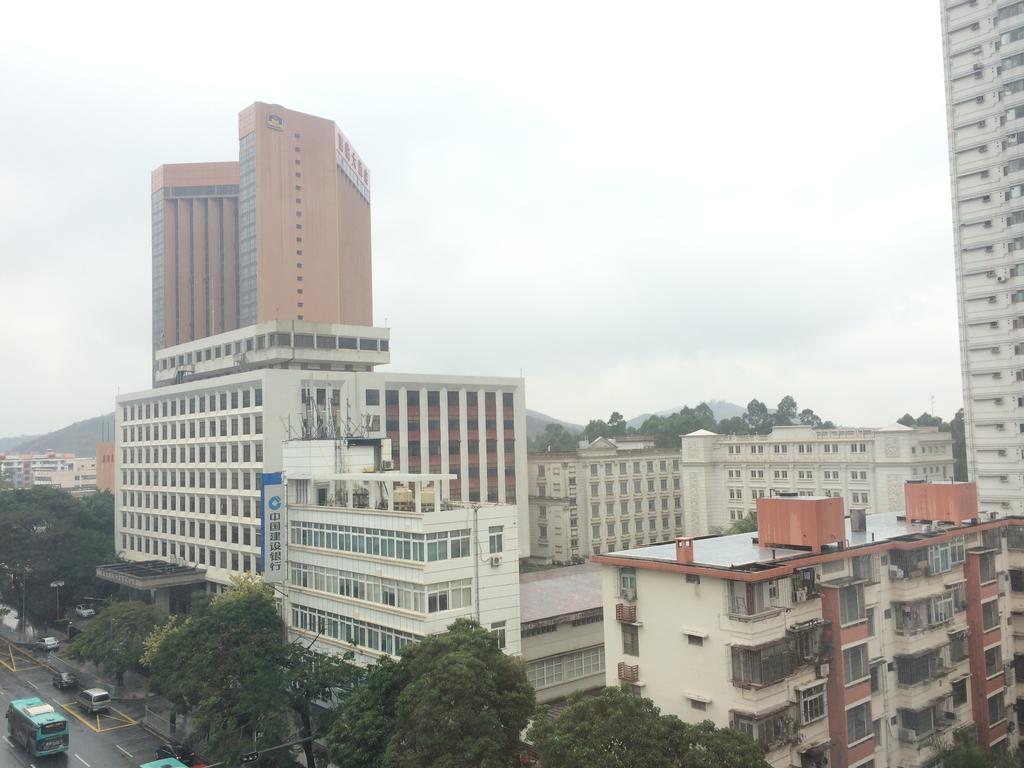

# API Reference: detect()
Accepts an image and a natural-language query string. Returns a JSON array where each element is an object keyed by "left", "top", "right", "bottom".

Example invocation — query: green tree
[
  {"left": 897, "top": 412, "right": 917, "bottom": 428},
  {"left": 933, "top": 730, "right": 1017, "bottom": 767},
  {"left": 715, "top": 416, "right": 748, "bottom": 435},
  {"left": 774, "top": 395, "right": 798, "bottom": 427},
  {"left": 742, "top": 399, "right": 772, "bottom": 435},
  {"left": 144, "top": 575, "right": 293, "bottom": 764},
  {"left": 726, "top": 513, "right": 758, "bottom": 534},
  {"left": 327, "top": 619, "right": 534, "bottom": 768},
  {"left": 66, "top": 600, "right": 163, "bottom": 685},
  {"left": 0, "top": 487, "right": 115, "bottom": 624},
  {"left": 285, "top": 644, "right": 364, "bottom": 768},
  {"left": 798, "top": 408, "right": 823, "bottom": 428},
  {"left": 608, "top": 411, "right": 629, "bottom": 437},
  {"left": 528, "top": 688, "right": 768, "bottom": 768},
  {"left": 528, "top": 422, "right": 580, "bottom": 453}
]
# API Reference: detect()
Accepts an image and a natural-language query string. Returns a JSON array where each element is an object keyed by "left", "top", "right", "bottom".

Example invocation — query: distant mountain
[
  {"left": 6, "top": 413, "right": 115, "bottom": 457},
  {"left": 626, "top": 399, "right": 746, "bottom": 428},
  {"left": 0, "top": 434, "right": 40, "bottom": 451},
  {"left": 526, "top": 409, "right": 583, "bottom": 439}
]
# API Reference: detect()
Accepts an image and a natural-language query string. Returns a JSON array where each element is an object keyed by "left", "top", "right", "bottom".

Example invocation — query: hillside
[
  {"left": 526, "top": 409, "right": 583, "bottom": 439},
  {"left": 7, "top": 413, "right": 115, "bottom": 457},
  {"left": 0, "top": 434, "right": 40, "bottom": 451},
  {"left": 626, "top": 399, "right": 745, "bottom": 429}
]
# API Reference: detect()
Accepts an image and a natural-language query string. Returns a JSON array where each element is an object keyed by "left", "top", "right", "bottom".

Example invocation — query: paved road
[{"left": 0, "top": 643, "right": 165, "bottom": 768}]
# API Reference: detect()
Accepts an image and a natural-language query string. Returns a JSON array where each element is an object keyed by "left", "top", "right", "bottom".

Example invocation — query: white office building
[
  {"left": 114, "top": 320, "right": 529, "bottom": 592},
  {"left": 940, "top": 0, "right": 1024, "bottom": 513},
  {"left": 680, "top": 425, "right": 954, "bottom": 535},
  {"left": 281, "top": 439, "right": 521, "bottom": 662},
  {"left": 527, "top": 437, "right": 683, "bottom": 562}
]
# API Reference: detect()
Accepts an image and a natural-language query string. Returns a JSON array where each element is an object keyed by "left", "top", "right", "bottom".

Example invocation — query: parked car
[
  {"left": 35, "top": 636, "right": 59, "bottom": 652},
  {"left": 52, "top": 671, "right": 77, "bottom": 690},
  {"left": 155, "top": 743, "right": 203, "bottom": 766},
  {"left": 76, "top": 688, "right": 111, "bottom": 714},
  {"left": 74, "top": 604, "right": 95, "bottom": 618}
]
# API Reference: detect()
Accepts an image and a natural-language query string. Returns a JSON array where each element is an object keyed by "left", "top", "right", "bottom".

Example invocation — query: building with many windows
[
  {"left": 680, "top": 425, "right": 954, "bottom": 536},
  {"left": 0, "top": 451, "right": 76, "bottom": 489},
  {"left": 520, "top": 562, "right": 604, "bottom": 703},
  {"left": 595, "top": 483, "right": 1021, "bottom": 768},
  {"left": 152, "top": 102, "right": 372, "bottom": 356},
  {"left": 282, "top": 438, "right": 521, "bottom": 662},
  {"left": 114, "top": 320, "right": 529, "bottom": 590},
  {"left": 940, "top": 0, "right": 1024, "bottom": 516},
  {"left": 32, "top": 457, "right": 98, "bottom": 497},
  {"left": 527, "top": 437, "right": 683, "bottom": 563}
]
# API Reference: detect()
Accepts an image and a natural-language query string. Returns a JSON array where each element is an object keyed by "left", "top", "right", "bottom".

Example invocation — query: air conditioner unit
[
  {"left": 889, "top": 565, "right": 904, "bottom": 580},
  {"left": 379, "top": 460, "right": 393, "bottom": 471},
  {"left": 816, "top": 662, "right": 830, "bottom": 678},
  {"left": 794, "top": 590, "right": 807, "bottom": 603},
  {"left": 489, "top": 556, "right": 502, "bottom": 568}
]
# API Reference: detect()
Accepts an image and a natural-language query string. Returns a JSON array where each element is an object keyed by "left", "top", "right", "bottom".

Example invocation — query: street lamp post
[{"left": 50, "top": 580, "right": 64, "bottom": 622}]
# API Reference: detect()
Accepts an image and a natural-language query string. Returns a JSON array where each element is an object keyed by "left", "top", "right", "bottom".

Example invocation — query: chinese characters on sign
[
  {"left": 261, "top": 478, "right": 287, "bottom": 583},
  {"left": 337, "top": 129, "right": 371, "bottom": 187}
]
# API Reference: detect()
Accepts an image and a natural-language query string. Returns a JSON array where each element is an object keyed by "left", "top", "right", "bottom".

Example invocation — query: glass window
[
  {"left": 846, "top": 701, "right": 872, "bottom": 745},
  {"left": 839, "top": 584, "right": 865, "bottom": 626},
  {"left": 843, "top": 643, "right": 868, "bottom": 684}
]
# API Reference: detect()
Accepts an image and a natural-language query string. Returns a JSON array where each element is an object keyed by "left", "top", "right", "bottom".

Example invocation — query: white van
[{"left": 76, "top": 688, "right": 110, "bottom": 714}]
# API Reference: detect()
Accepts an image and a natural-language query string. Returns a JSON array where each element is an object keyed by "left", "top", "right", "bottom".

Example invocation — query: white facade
[
  {"left": 680, "top": 425, "right": 955, "bottom": 536},
  {"left": 114, "top": 321, "right": 530, "bottom": 588},
  {"left": 282, "top": 440, "right": 521, "bottom": 663},
  {"left": 527, "top": 437, "right": 683, "bottom": 562},
  {"left": 940, "top": 0, "right": 1024, "bottom": 513}
]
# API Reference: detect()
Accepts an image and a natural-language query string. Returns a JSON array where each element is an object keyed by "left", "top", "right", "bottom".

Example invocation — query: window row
[
  {"left": 588, "top": 459, "right": 680, "bottom": 477},
  {"left": 121, "top": 492, "right": 256, "bottom": 517},
  {"left": 122, "top": 468, "right": 260, "bottom": 491},
  {"left": 526, "top": 646, "right": 605, "bottom": 689},
  {"left": 122, "top": 414, "right": 264, "bottom": 443},
  {"left": 121, "top": 534, "right": 253, "bottom": 572},
  {"left": 121, "top": 512, "right": 256, "bottom": 546},
  {"left": 290, "top": 520, "right": 471, "bottom": 563},
  {"left": 122, "top": 441, "right": 264, "bottom": 465},
  {"left": 123, "top": 386, "right": 263, "bottom": 421},
  {"left": 291, "top": 602, "right": 419, "bottom": 657}
]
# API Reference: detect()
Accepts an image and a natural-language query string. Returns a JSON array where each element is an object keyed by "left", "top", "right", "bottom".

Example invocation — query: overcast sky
[{"left": 0, "top": 1, "right": 961, "bottom": 436}]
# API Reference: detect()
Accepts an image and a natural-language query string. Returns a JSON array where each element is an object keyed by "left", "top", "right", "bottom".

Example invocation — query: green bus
[
  {"left": 139, "top": 760, "right": 190, "bottom": 768},
  {"left": 6, "top": 696, "right": 70, "bottom": 756}
]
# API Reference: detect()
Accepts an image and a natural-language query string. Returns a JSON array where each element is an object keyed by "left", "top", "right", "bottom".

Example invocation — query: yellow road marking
[{"left": 59, "top": 703, "right": 138, "bottom": 733}]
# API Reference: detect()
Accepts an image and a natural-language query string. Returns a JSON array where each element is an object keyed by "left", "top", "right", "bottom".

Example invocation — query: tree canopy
[
  {"left": 143, "top": 575, "right": 294, "bottom": 764},
  {"left": 327, "top": 618, "right": 534, "bottom": 768},
  {"left": 527, "top": 397, "right": 838, "bottom": 452},
  {"left": 527, "top": 688, "right": 769, "bottom": 768},
  {"left": 67, "top": 600, "right": 163, "bottom": 684},
  {"left": 0, "top": 487, "right": 115, "bottom": 622}
]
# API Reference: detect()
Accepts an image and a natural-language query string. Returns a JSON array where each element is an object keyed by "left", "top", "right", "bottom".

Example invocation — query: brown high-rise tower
[{"left": 152, "top": 102, "right": 372, "bottom": 354}]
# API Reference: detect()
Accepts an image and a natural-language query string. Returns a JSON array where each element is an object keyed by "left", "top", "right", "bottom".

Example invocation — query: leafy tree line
[
  {"left": 0, "top": 487, "right": 115, "bottom": 623},
  {"left": 529, "top": 396, "right": 836, "bottom": 452},
  {"left": 70, "top": 580, "right": 769, "bottom": 768}
]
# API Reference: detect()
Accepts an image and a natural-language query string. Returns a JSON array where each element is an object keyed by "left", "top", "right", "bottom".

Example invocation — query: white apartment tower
[{"left": 941, "top": 0, "right": 1024, "bottom": 512}]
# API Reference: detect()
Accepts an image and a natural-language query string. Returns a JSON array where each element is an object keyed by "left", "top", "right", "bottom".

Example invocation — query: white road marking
[
  {"left": 26, "top": 680, "right": 38, "bottom": 689},
  {"left": 74, "top": 753, "right": 91, "bottom": 767},
  {"left": 2, "top": 736, "right": 12, "bottom": 747},
  {"left": 30, "top": 764, "right": 37, "bottom": 768},
  {"left": 115, "top": 745, "right": 133, "bottom": 758}
]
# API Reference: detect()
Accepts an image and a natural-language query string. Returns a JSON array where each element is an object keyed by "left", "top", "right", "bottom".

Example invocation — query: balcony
[
  {"left": 617, "top": 662, "right": 639, "bottom": 683},
  {"left": 615, "top": 603, "right": 637, "bottom": 624}
]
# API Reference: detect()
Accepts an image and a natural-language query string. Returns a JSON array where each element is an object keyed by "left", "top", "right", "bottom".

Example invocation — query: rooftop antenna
[{"left": 930, "top": 394, "right": 935, "bottom": 415}]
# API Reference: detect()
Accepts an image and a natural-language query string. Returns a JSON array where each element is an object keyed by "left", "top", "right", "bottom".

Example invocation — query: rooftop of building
[
  {"left": 682, "top": 423, "right": 947, "bottom": 441},
  {"left": 152, "top": 320, "right": 391, "bottom": 388},
  {"left": 519, "top": 562, "right": 603, "bottom": 623},
  {"left": 528, "top": 436, "right": 677, "bottom": 461},
  {"left": 601, "top": 500, "right": 1001, "bottom": 576}
]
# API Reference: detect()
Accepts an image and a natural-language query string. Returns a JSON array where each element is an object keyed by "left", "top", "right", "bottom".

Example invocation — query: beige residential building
[
  {"left": 33, "top": 457, "right": 98, "bottom": 496},
  {"left": 521, "top": 563, "right": 604, "bottom": 704},
  {"left": 528, "top": 437, "right": 683, "bottom": 563},
  {"left": 680, "top": 425, "right": 954, "bottom": 536},
  {"left": 595, "top": 485, "right": 1022, "bottom": 768}
]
